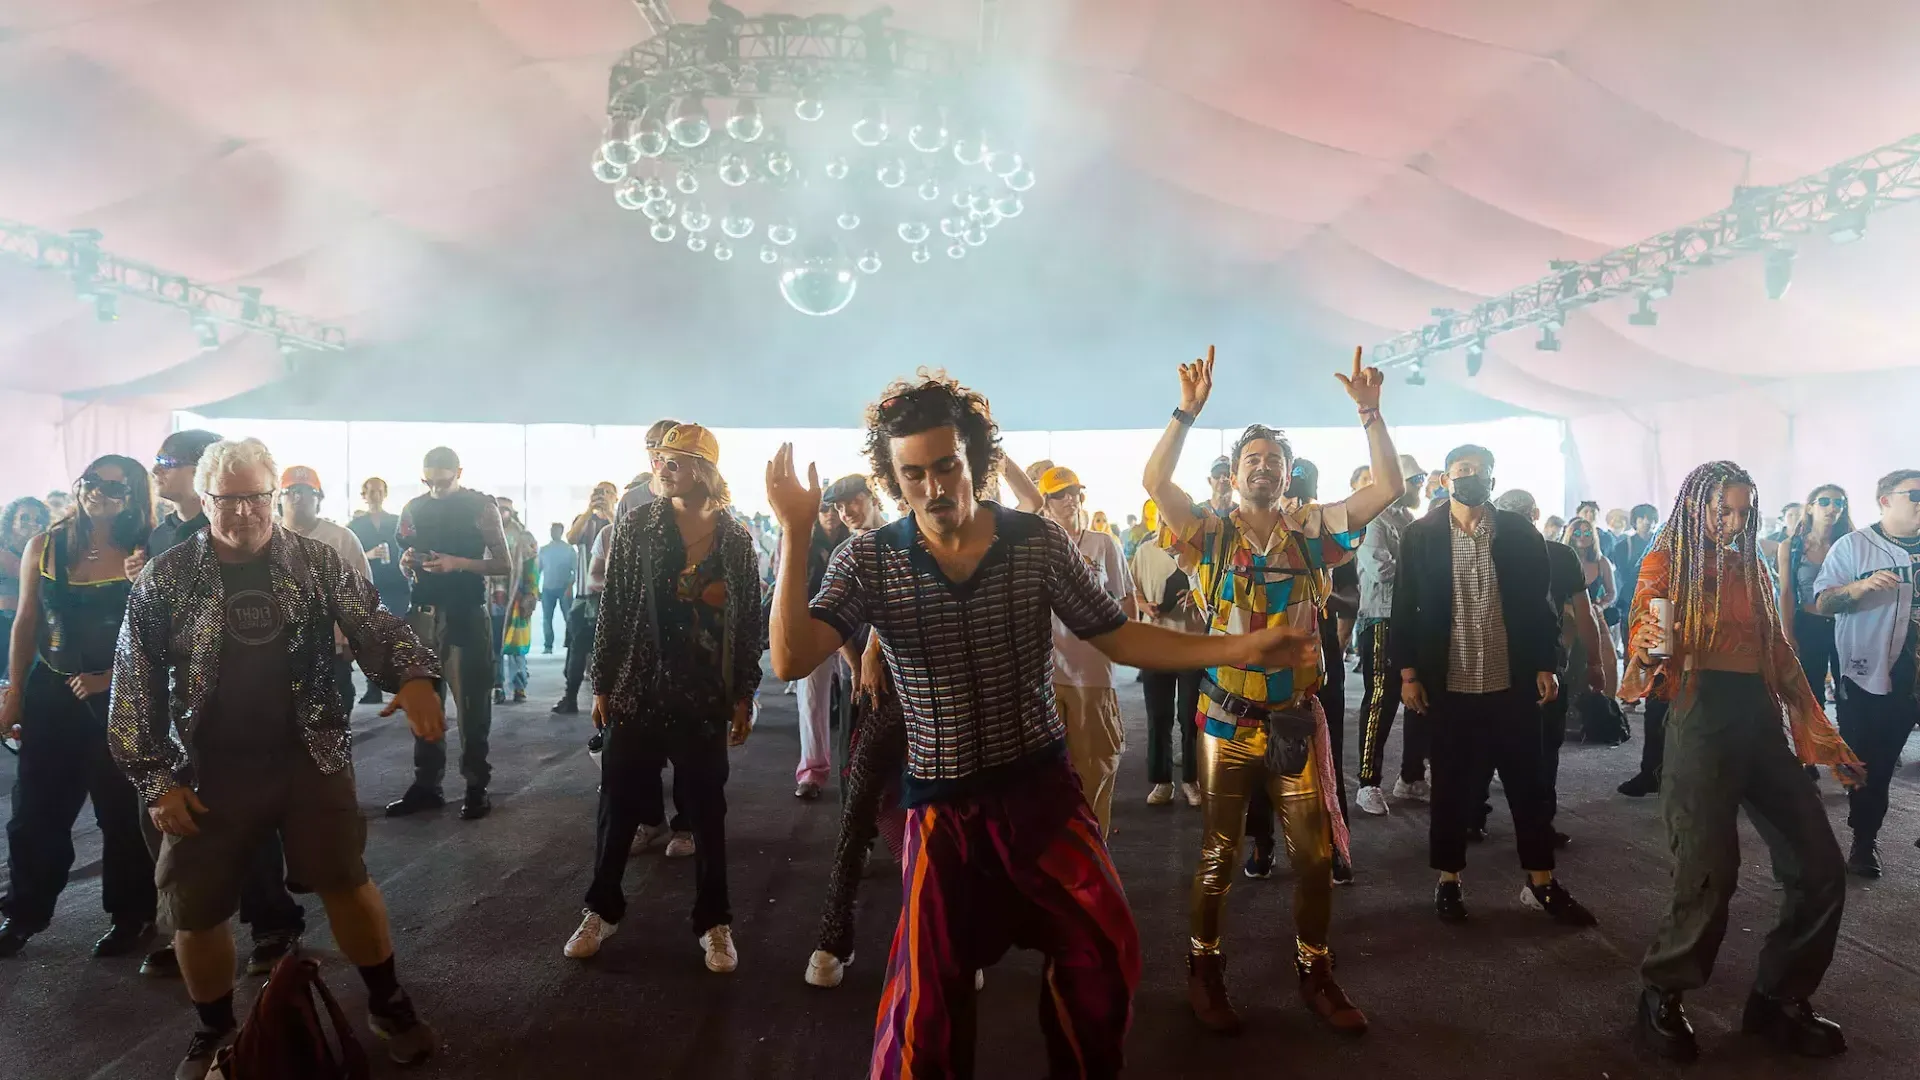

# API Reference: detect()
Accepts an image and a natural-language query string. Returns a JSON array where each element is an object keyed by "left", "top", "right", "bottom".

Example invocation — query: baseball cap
[
  {"left": 1209, "top": 455, "right": 1232, "bottom": 477},
  {"left": 1038, "top": 466, "right": 1083, "bottom": 496},
  {"left": 279, "top": 466, "right": 323, "bottom": 493},
  {"left": 823, "top": 475, "right": 872, "bottom": 504},
  {"left": 657, "top": 423, "right": 720, "bottom": 465}
]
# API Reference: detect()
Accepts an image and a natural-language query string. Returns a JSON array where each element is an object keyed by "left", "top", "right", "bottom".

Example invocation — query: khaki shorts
[{"left": 156, "top": 754, "right": 368, "bottom": 933}]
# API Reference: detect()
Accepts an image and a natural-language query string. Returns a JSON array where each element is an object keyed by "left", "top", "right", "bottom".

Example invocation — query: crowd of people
[{"left": 0, "top": 347, "right": 1915, "bottom": 1078}]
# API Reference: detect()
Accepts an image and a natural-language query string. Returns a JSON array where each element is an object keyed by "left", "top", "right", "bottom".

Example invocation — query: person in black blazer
[{"left": 1390, "top": 445, "right": 1598, "bottom": 928}]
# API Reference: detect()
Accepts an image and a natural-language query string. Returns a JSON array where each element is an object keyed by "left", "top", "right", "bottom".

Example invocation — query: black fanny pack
[{"left": 1201, "top": 677, "right": 1317, "bottom": 776}]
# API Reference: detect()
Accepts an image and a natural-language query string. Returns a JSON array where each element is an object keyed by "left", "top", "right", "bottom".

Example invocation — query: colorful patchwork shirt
[{"left": 1163, "top": 501, "right": 1364, "bottom": 740}]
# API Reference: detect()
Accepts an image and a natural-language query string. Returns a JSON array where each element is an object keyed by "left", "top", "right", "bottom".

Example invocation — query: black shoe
[
  {"left": 1552, "top": 831, "right": 1572, "bottom": 849},
  {"left": 1331, "top": 853, "right": 1354, "bottom": 886},
  {"left": 1638, "top": 986, "right": 1698, "bottom": 1062},
  {"left": 384, "top": 788, "right": 446, "bottom": 817},
  {"left": 0, "top": 918, "right": 34, "bottom": 958},
  {"left": 141, "top": 944, "right": 181, "bottom": 978},
  {"left": 1242, "top": 840, "right": 1275, "bottom": 880},
  {"left": 1741, "top": 992, "right": 1847, "bottom": 1057},
  {"left": 1617, "top": 772, "right": 1660, "bottom": 797},
  {"left": 178, "top": 1026, "right": 239, "bottom": 1080},
  {"left": 492, "top": 689, "right": 507, "bottom": 705},
  {"left": 1846, "top": 835, "right": 1882, "bottom": 879},
  {"left": 459, "top": 789, "right": 492, "bottom": 820},
  {"left": 91, "top": 920, "right": 155, "bottom": 958},
  {"left": 1434, "top": 880, "right": 1468, "bottom": 923},
  {"left": 246, "top": 931, "right": 300, "bottom": 976},
  {"left": 552, "top": 697, "right": 580, "bottom": 715},
  {"left": 1522, "top": 879, "right": 1598, "bottom": 927}
]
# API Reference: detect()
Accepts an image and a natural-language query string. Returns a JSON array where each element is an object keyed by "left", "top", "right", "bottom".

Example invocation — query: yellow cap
[
  {"left": 1038, "top": 466, "right": 1082, "bottom": 496},
  {"left": 657, "top": 423, "right": 720, "bottom": 465},
  {"left": 1141, "top": 499, "right": 1159, "bottom": 533}
]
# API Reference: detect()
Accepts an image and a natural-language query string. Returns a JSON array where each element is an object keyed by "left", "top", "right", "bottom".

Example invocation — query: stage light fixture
[
  {"left": 193, "top": 316, "right": 221, "bottom": 350},
  {"left": 1827, "top": 209, "right": 1867, "bottom": 244},
  {"left": 1645, "top": 272, "right": 1675, "bottom": 300},
  {"left": 1764, "top": 247, "right": 1794, "bottom": 299},
  {"left": 1465, "top": 339, "right": 1485, "bottom": 377},
  {"left": 92, "top": 293, "right": 118, "bottom": 322},
  {"left": 237, "top": 286, "right": 263, "bottom": 321},
  {"left": 1628, "top": 295, "right": 1658, "bottom": 326},
  {"left": 1536, "top": 324, "right": 1561, "bottom": 351},
  {"left": 1405, "top": 360, "right": 1426, "bottom": 386}
]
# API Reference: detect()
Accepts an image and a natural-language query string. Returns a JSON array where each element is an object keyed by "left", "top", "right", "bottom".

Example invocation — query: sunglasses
[
  {"left": 652, "top": 456, "right": 685, "bottom": 474},
  {"left": 81, "top": 476, "right": 131, "bottom": 500},
  {"left": 209, "top": 492, "right": 275, "bottom": 512},
  {"left": 1895, "top": 490, "right": 1920, "bottom": 505},
  {"left": 153, "top": 454, "right": 186, "bottom": 471},
  {"left": 1812, "top": 496, "right": 1847, "bottom": 508}
]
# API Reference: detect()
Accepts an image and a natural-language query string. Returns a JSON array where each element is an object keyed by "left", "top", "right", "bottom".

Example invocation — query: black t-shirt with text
[{"left": 193, "top": 554, "right": 298, "bottom": 762}]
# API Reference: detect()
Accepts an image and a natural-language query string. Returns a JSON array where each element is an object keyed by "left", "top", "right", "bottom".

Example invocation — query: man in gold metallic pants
[{"left": 1143, "top": 344, "right": 1406, "bottom": 1036}]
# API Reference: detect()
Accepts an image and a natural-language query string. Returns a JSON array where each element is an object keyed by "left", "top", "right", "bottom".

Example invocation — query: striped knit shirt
[
  {"left": 809, "top": 503, "right": 1129, "bottom": 806},
  {"left": 1448, "top": 511, "right": 1510, "bottom": 693}
]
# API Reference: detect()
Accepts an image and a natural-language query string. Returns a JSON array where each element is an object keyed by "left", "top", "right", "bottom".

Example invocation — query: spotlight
[
  {"left": 1826, "top": 210, "right": 1866, "bottom": 244},
  {"left": 1465, "top": 340, "right": 1485, "bottom": 377},
  {"left": 1628, "top": 295, "right": 1658, "bottom": 327},
  {"left": 1764, "top": 247, "right": 1794, "bottom": 300},
  {"left": 93, "top": 292, "right": 118, "bottom": 323},
  {"left": 1645, "top": 272, "right": 1675, "bottom": 300},
  {"left": 1536, "top": 324, "right": 1561, "bottom": 351},
  {"left": 237, "top": 286, "right": 262, "bottom": 322},
  {"left": 192, "top": 316, "right": 221, "bottom": 350},
  {"left": 1405, "top": 361, "right": 1426, "bottom": 387}
]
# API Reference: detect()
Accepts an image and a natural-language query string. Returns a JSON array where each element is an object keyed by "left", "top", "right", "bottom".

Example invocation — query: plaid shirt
[
  {"left": 809, "top": 503, "right": 1128, "bottom": 805},
  {"left": 1447, "top": 512, "right": 1510, "bottom": 693},
  {"left": 1162, "top": 502, "right": 1364, "bottom": 740}
]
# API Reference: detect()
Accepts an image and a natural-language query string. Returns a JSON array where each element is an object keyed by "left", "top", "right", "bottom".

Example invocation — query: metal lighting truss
[
  {"left": 1371, "top": 133, "right": 1920, "bottom": 373},
  {"left": 0, "top": 219, "right": 347, "bottom": 353}
]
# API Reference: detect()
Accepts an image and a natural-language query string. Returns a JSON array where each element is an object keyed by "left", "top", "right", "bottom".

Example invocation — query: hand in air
[
  {"left": 765, "top": 444, "right": 823, "bottom": 532},
  {"left": 1178, "top": 346, "right": 1215, "bottom": 418},
  {"left": 1333, "top": 346, "right": 1384, "bottom": 410}
]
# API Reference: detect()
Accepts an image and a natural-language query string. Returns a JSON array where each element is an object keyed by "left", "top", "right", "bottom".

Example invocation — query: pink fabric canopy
[{"left": 3, "top": 0, "right": 1917, "bottom": 503}]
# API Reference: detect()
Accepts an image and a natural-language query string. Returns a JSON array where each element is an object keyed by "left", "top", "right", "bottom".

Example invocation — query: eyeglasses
[
  {"left": 1812, "top": 496, "right": 1847, "bottom": 508},
  {"left": 81, "top": 476, "right": 131, "bottom": 500},
  {"left": 208, "top": 492, "right": 275, "bottom": 513},
  {"left": 653, "top": 456, "right": 684, "bottom": 474}
]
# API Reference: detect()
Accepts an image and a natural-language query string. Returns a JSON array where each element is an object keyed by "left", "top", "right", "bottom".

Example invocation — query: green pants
[{"left": 1641, "top": 671, "right": 1845, "bottom": 998}]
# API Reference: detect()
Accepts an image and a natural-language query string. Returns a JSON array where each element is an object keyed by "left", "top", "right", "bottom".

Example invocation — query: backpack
[
  {"left": 207, "top": 955, "right": 370, "bottom": 1080},
  {"left": 1576, "top": 690, "right": 1631, "bottom": 746}
]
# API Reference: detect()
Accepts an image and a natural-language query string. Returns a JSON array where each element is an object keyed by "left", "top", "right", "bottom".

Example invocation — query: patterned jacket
[{"left": 110, "top": 526, "right": 441, "bottom": 804}]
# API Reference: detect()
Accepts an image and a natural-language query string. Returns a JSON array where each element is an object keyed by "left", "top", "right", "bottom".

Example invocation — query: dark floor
[{"left": 3, "top": 653, "right": 1918, "bottom": 1079}]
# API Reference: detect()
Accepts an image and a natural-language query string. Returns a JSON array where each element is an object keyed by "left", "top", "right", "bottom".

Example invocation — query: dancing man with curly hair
[
  {"left": 767, "top": 370, "right": 1323, "bottom": 1079},
  {"left": 1144, "top": 347, "right": 1406, "bottom": 1038},
  {"left": 1622, "top": 461, "right": 1861, "bottom": 1063}
]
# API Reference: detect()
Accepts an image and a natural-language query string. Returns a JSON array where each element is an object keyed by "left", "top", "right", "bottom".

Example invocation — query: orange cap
[
  {"left": 657, "top": 423, "right": 720, "bottom": 465},
  {"left": 279, "top": 465, "right": 323, "bottom": 493}
]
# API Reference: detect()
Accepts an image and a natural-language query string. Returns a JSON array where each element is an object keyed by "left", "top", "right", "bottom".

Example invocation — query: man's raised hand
[
  {"left": 1178, "top": 345, "right": 1216, "bottom": 418},
  {"left": 1333, "top": 346, "right": 1384, "bottom": 410},
  {"left": 765, "top": 443, "right": 822, "bottom": 531}
]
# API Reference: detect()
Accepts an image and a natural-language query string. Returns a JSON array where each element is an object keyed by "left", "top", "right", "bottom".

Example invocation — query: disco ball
[
  {"left": 856, "top": 249, "right": 882, "bottom": 274},
  {"left": 836, "top": 211, "right": 861, "bottom": 231},
  {"left": 721, "top": 213, "right": 756, "bottom": 239},
  {"left": 651, "top": 221, "right": 677, "bottom": 243},
  {"left": 910, "top": 243, "right": 931, "bottom": 264},
  {"left": 898, "top": 221, "right": 930, "bottom": 244},
  {"left": 592, "top": 155, "right": 626, "bottom": 183},
  {"left": 725, "top": 100, "right": 765, "bottom": 143},
  {"left": 668, "top": 96, "right": 712, "bottom": 148},
  {"left": 877, "top": 159, "right": 908, "bottom": 188},
  {"left": 795, "top": 96, "right": 826, "bottom": 122},
  {"left": 779, "top": 242, "right": 859, "bottom": 316},
  {"left": 718, "top": 154, "right": 752, "bottom": 187},
  {"left": 630, "top": 116, "right": 669, "bottom": 158}
]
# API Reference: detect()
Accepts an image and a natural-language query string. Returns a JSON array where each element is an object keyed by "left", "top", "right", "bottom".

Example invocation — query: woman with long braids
[
  {"left": 0, "top": 456, "right": 159, "bottom": 959},
  {"left": 1621, "top": 461, "right": 1860, "bottom": 1063},
  {"left": 1778, "top": 485, "right": 1853, "bottom": 707}
]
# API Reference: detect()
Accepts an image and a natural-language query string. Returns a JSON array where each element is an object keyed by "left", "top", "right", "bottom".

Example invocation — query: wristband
[
  {"left": 1357, "top": 406, "right": 1381, "bottom": 427},
  {"left": 1172, "top": 407, "right": 1195, "bottom": 427}
]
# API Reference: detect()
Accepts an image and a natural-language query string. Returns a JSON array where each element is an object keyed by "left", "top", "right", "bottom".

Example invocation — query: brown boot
[
  {"left": 1187, "top": 952, "right": 1243, "bottom": 1035},
  {"left": 1299, "top": 954, "right": 1368, "bottom": 1036}
]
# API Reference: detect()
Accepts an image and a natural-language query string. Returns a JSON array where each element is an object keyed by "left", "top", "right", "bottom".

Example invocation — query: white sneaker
[
  {"left": 1355, "top": 786, "right": 1390, "bottom": 816},
  {"left": 805, "top": 949, "right": 848, "bottom": 988},
  {"left": 665, "top": 831, "right": 696, "bottom": 858},
  {"left": 563, "top": 910, "right": 617, "bottom": 959},
  {"left": 702, "top": 925, "right": 738, "bottom": 973},
  {"left": 974, "top": 969, "right": 985, "bottom": 991},
  {"left": 631, "top": 823, "right": 668, "bottom": 855},
  {"left": 1392, "top": 778, "right": 1431, "bottom": 802},
  {"left": 1180, "top": 782, "right": 1202, "bottom": 808},
  {"left": 1146, "top": 783, "right": 1173, "bottom": 806}
]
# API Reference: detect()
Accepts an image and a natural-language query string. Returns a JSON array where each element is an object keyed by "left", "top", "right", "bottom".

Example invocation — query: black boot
[
  {"left": 384, "top": 787, "right": 446, "bottom": 817},
  {"left": 1638, "top": 986, "right": 1698, "bottom": 1062},
  {"left": 1617, "top": 771, "right": 1660, "bottom": 797},
  {"left": 1741, "top": 992, "right": 1846, "bottom": 1057},
  {"left": 0, "top": 918, "right": 34, "bottom": 959},
  {"left": 91, "top": 921, "right": 155, "bottom": 958},
  {"left": 1846, "top": 833, "right": 1882, "bottom": 879},
  {"left": 459, "top": 788, "right": 492, "bottom": 821}
]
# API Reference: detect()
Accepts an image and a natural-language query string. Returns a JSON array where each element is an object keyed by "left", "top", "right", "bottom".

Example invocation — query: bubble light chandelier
[{"left": 594, "top": 2, "right": 1034, "bottom": 316}]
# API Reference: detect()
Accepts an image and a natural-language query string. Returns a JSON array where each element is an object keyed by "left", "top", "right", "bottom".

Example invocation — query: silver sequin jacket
[{"left": 110, "top": 525, "right": 442, "bottom": 804}]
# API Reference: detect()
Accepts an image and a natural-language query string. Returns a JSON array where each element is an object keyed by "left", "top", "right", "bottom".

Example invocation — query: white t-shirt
[
  {"left": 1051, "top": 526, "right": 1131, "bottom": 688},
  {"left": 1812, "top": 525, "right": 1918, "bottom": 696},
  {"left": 284, "top": 517, "right": 372, "bottom": 647}
]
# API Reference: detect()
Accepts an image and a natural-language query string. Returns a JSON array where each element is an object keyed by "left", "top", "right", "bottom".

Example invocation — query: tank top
[
  {"left": 400, "top": 489, "right": 491, "bottom": 608},
  {"left": 37, "top": 526, "right": 133, "bottom": 675}
]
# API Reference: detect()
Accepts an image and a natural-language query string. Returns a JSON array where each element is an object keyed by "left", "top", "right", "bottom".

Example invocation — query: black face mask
[{"left": 1450, "top": 474, "right": 1492, "bottom": 508}]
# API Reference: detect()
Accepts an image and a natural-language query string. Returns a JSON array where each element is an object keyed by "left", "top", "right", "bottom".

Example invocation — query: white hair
[{"left": 195, "top": 437, "right": 279, "bottom": 495}]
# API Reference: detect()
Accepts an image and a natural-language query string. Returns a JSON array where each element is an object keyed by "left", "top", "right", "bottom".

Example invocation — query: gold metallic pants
[{"left": 1190, "top": 728, "right": 1332, "bottom": 964}]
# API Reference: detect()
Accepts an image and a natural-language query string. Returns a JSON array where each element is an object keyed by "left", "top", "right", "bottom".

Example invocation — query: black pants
[
  {"left": 586, "top": 723, "right": 730, "bottom": 934},
  {"left": 1428, "top": 685, "right": 1555, "bottom": 874},
  {"left": 1476, "top": 683, "right": 1571, "bottom": 831},
  {"left": 1642, "top": 671, "right": 1843, "bottom": 997},
  {"left": 405, "top": 602, "right": 494, "bottom": 795},
  {"left": 1356, "top": 620, "right": 1426, "bottom": 787},
  {"left": 1794, "top": 611, "right": 1840, "bottom": 707},
  {"left": 1248, "top": 677, "right": 1348, "bottom": 845},
  {"left": 1, "top": 666, "right": 156, "bottom": 932},
  {"left": 563, "top": 599, "right": 597, "bottom": 702},
  {"left": 1639, "top": 697, "right": 1671, "bottom": 779},
  {"left": 1836, "top": 675, "right": 1919, "bottom": 840},
  {"left": 0, "top": 611, "right": 12, "bottom": 681},
  {"left": 540, "top": 588, "right": 568, "bottom": 651},
  {"left": 1141, "top": 669, "right": 1200, "bottom": 785}
]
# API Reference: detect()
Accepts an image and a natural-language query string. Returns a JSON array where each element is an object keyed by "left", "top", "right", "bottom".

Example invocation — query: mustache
[{"left": 926, "top": 499, "right": 957, "bottom": 511}]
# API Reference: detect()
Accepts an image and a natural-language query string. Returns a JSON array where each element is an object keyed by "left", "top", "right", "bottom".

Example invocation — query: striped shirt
[
  {"left": 809, "top": 503, "right": 1128, "bottom": 806},
  {"left": 1447, "top": 511, "right": 1510, "bottom": 693}
]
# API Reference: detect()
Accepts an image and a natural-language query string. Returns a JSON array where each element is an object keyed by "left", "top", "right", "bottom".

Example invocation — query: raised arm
[
  {"left": 766, "top": 445, "right": 852, "bottom": 681},
  {"left": 1143, "top": 346, "right": 1213, "bottom": 539},
  {"left": 1000, "top": 453, "right": 1044, "bottom": 513},
  {"left": 1329, "top": 347, "right": 1407, "bottom": 529}
]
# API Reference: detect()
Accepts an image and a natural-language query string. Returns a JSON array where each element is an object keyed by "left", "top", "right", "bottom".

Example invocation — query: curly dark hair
[
  {"left": 863, "top": 370, "right": 1003, "bottom": 501},
  {"left": 1228, "top": 425, "right": 1293, "bottom": 473}
]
